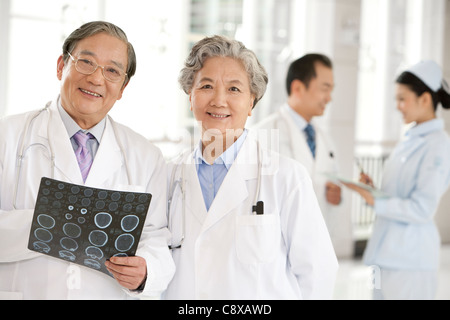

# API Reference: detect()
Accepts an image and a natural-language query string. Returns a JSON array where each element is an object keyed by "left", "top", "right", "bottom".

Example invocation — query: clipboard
[
  {"left": 323, "top": 172, "right": 388, "bottom": 198},
  {"left": 28, "top": 177, "right": 152, "bottom": 276}
]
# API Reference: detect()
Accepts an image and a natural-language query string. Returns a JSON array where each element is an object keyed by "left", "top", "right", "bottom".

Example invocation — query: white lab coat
[
  {"left": 163, "top": 134, "right": 338, "bottom": 300},
  {"left": 253, "top": 104, "right": 340, "bottom": 236},
  {"left": 0, "top": 98, "right": 175, "bottom": 300}
]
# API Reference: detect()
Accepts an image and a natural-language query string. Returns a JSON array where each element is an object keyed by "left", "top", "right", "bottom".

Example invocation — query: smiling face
[
  {"left": 290, "top": 62, "right": 334, "bottom": 122},
  {"left": 395, "top": 83, "right": 435, "bottom": 125},
  {"left": 57, "top": 33, "right": 129, "bottom": 129},
  {"left": 189, "top": 56, "right": 255, "bottom": 138}
]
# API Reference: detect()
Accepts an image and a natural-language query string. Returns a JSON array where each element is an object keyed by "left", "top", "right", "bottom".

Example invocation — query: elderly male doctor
[{"left": 0, "top": 21, "right": 175, "bottom": 299}]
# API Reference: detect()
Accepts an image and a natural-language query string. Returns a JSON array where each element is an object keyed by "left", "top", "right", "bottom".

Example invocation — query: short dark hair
[{"left": 286, "top": 53, "right": 333, "bottom": 95}]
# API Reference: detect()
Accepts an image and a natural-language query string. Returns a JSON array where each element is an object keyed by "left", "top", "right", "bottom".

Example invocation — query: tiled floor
[{"left": 333, "top": 244, "right": 450, "bottom": 300}]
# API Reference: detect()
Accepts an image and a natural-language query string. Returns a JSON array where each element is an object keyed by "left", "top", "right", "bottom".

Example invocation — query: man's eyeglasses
[{"left": 67, "top": 52, "right": 127, "bottom": 83}]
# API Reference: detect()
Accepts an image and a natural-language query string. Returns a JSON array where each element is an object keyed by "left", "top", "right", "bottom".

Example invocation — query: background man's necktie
[
  {"left": 73, "top": 130, "right": 94, "bottom": 182},
  {"left": 304, "top": 123, "right": 316, "bottom": 158}
]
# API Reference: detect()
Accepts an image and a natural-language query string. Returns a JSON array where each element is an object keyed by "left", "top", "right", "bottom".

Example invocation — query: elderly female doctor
[
  {"left": 344, "top": 60, "right": 450, "bottom": 300},
  {"left": 163, "top": 35, "right": 338, "bottom": 300}
]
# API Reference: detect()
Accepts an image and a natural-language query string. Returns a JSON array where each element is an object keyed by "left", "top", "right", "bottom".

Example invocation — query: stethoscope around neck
[
  {"left": 12, "top": 101, "right": 132, "bottom": 210},
  {"left": 13, "top": 102, "right": 55, "bottom": 210},
  {"left": 167, "top": 139, "right": 264, "bottom": 250}
]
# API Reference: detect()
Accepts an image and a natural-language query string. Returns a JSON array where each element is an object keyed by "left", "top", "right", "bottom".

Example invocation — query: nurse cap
[{"left": 406, "top": 60, "right": 442, "bottom": 92}]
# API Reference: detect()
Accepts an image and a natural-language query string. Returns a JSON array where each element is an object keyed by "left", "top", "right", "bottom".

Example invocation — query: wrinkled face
[
  {"left": 57, "top": 33, "right": 129, "bottom": 129},
  {"left": 189, "top": 56, "right": 255, "bottom": 137},
  {"left": 395, "top": 83, "right": 430, "bottom": 124}
]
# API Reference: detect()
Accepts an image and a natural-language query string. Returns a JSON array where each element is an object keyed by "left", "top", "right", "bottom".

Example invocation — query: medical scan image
[{"left": 28, "top": 177, "right": 152, "bottom": 276}]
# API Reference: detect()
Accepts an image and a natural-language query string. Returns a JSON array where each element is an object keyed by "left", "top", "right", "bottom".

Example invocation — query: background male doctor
[
  {"left": 0, "top": 21, "right": 175, "bottom": 299},
  {"left": 254, "top": 53, "right": 342, "bottom": 247}
]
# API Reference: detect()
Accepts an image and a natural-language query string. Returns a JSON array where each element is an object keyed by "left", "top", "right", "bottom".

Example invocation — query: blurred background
[{"left": 1, "top": 0, "right": 449, "bottom": 281}]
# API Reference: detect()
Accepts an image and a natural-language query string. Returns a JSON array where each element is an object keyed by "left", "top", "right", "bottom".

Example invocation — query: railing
[{"left": 352, "top": 154, "right": 389, "bottom": 240}]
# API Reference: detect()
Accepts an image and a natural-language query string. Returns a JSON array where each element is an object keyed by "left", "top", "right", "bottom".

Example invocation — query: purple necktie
[{"left": 73, "top": 131, "right": 94, "bottom": 182}]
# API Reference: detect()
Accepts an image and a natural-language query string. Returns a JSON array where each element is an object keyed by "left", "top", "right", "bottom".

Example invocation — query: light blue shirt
[
  {"left": 194, "top": 130, "right": 248, "bottom": 211},
  {"left": 364, "top": 119, "right": 450, "bottom": 270},
  {"left": 285, "top": 104, "right": 309, "bottom": 132},
  {"left": 57, "top": 97, "right": 105, "bottom": 159}
]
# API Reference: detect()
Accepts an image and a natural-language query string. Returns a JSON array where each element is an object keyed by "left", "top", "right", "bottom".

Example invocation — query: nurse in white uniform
[
  {"left": 0, "top": 21, "right": 175, "bottom": 299},
  {"left": 344, "top": 60, "right": 450, "bottom": 300},
  {"left": 164, "top": 35, "right": 338, "bottom": 300}
]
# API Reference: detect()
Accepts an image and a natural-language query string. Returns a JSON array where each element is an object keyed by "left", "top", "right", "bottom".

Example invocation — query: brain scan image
[
  {"left": 81, "top": 198, "right": 91, "bottom": 207},
  {"left": 84, "top": 259, "right": 101, "bottom": 270},
  {"left": 86, "top": 246, "right": 104, "bottom": 260},
  {"left": 123, "top": 203, "right": 133, "bottom": 212},
  {"left": 125, "top": 194, "right": 135, "bottom": 202},
  {"left": 121, "top": 215, "right": 139, "bottom": 232},
  {"left": 33, "top": 241, "right": 51, "bottom": 253},
  {"left": 98, "top": 191, "right": 108, "bottom": 200},
  {"left": 28, "top": 178, "right": 152, "bottom": 276},
  {"left": 59, "top": 250, "right": 76, "bottom": 262},
  {"left": 34, "top": 228, "right": 53, "bottom": 243},
  {"left": 115, "top": 234, "right": 135, "bottom": 252},
  {"left": 95, "top": 200, "right": 106, "bottom": 210},
  {"left": 84, "top": 189, "right": 94, "bottom": 197},
  {"left": 108, "top": 202, "right": 119, "bottom": 211},
  {"left": 113, "top": 253, "right": 128, "bottom": 258},
  {"left": 111, "top": 192, "right": 121, "bottom": 202},
  {"left": 60, "top": 237, "right": 79, "bottom": 252},
  {"left": 37, "top": 214, "right": 56, "bottom": 229},
  {"left": 89, "top": 230, "right": 108, "bottom": 247},
  {"left": 63, "top": 223, "right": 82, "bottom": 238},
  {"left": 94, "top": 212, "right": 112, "bottom": 229},
  {"left": 71, "top": 186, "right": 80, "bottom": 194}
]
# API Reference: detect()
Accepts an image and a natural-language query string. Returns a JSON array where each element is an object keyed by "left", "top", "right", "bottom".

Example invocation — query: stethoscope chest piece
[{"left": 252, "top": 201, "right": 264, "bottom": 215}]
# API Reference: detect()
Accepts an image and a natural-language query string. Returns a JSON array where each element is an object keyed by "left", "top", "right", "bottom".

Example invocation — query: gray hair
[
  {"left": 179, "top": 35, "right": 268, "bottom": 107},
  {"left": 62, "top": 21, "right": 136, "bottom": 86}
]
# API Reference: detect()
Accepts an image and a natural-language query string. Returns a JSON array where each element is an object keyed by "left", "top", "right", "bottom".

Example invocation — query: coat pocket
[{"left": 235, "top": 214, "right": 281, "bottom": 264}]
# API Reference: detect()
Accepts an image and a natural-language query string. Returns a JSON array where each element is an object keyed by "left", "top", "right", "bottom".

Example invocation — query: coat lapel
[
  {"left": 280, "top": 108, "right": 314, "bottom": 172},
  {"left": 84, "top": 117, "right": 123, "bottom": 186},
  {"left": 200, "top": 137, "right": 258, "bottom": 233},
  {"left": 183, "top": 155, "right": 208, "bottom": 225},
  {"left": 41, "top": 105, "right": 123, "bottom": 186},
  {"left": 41, "top": 103, "right": 83, "bottom": 184}
]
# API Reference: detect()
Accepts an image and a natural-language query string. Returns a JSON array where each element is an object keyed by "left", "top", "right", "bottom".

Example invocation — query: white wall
[{"left": 302, "top": 0, "right": 360, "bottom": 259}]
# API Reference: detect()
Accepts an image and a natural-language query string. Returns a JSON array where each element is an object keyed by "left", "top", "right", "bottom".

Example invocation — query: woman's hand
[
  {"left": 359, "top": 173, "right": 374, "bottom": 188},
  {"left": 343, "top": 182, "right": 375, "bottom": 206},
  {"left": 342, "top": 173, "right": 375, "bottom": 206}
]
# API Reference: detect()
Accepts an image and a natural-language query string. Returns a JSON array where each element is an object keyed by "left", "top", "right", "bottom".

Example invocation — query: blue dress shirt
[{"left": 194, "top": 130, "right": 248, "bottom": 211}]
